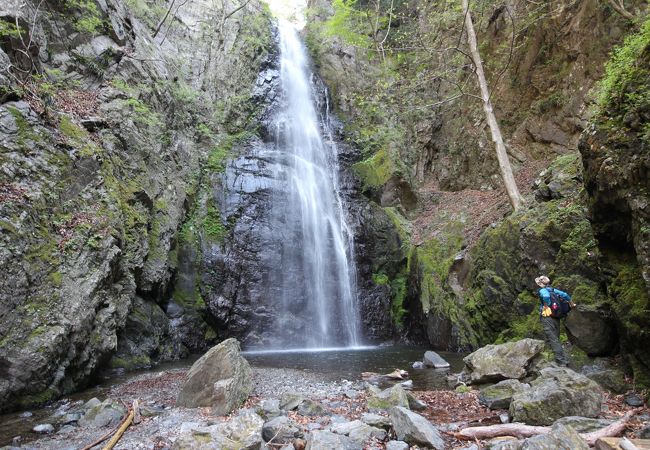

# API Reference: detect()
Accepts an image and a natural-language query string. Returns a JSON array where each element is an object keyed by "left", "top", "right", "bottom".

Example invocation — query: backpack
[{"left": 548, "top": 287, "right": 571, "bottom": 319}]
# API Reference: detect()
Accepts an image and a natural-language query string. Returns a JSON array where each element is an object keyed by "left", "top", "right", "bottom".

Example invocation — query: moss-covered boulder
[
  {"left": 367, "top": 385, "right": 409, "bottom": 412},
  {"left": 510, "top": 367, "right": 603, "bottom": 425},
  {"left": 479, "top": 379, "right": 528, "bottom": 410},
  {"left": 463, "top": 339, "right": 545, "bottom": 384}
]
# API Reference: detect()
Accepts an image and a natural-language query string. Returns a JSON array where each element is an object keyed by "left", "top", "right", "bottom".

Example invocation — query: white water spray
[{"left": 269, "top": 20, "right": 361, "bottom": 348}]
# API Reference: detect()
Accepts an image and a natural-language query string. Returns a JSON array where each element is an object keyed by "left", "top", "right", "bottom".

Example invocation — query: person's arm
[{"left": 539, "top": 288, "right": 551, "bottom": 307}]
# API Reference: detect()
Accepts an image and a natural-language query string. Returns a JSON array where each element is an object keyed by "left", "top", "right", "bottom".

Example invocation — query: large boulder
[
  {"left": 330, "top": 419, "right": 387, "bottom": 443},
  {"left": 510, "top": 367, "right": 603, "bottom": 425},
  {"left": 479, "top": 379, "right": 528, "bottom": 410},
  {"left": 581, "top": 361, "right": 628, "bottom": 394},
  {"left": 389, "top": 406, "right": 444, "bottom": 450},
  {"left": 367, "top": 385, "right": 409, "bottom": 411},
  {"left": 565, "top": 309, "right": 617, "bottom": 356},
  {"left": 463, "top": 339, "right": 545, "bottom": 384},
  {"left": 423, "top": 351, "right": 450, "bottom": 368},
  {"left": 78, "top": 399, "right": 126, "bottom": 429},
  {"left": 176, "top": 339, "right": 252, "bottom": 415},
  {"left": 262, "top": 416, "right": 300, "bottom": 444}
]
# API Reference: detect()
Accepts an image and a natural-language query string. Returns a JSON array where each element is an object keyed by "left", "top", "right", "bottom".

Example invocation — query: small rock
[
  {"left": 343, "top": 389, "right": 359, "bottom": 399},
  {"left": 33, "top": 423, "right": 55, "bottom": 434},
  {"left": 639, "top": 423, "right": 650, "bottom": 439},
  {"left": 423, "top": 351, "right": 450, "bottom": 369},
  {"left": 297, "top": 399, "right": 331, "bottom": 417},
  {"left": 280, "top": 393, "right": 305, "bottom": 411},
  {"left": 412, "top": 361, "right": 424, "bottom": 369},
  {"left": 260, "top": 398, "right": 282, "bottom": 419},
  {"left": 58, "top": 425, "right": 77, "bottom": 434},
  {"left": 460, "top": 444, "right": 480, "bottom": 450},
  {"left": 406, "top": 392, "right": 427, "bottom": 411},
  {"left": 140, "top": 405, "right": 165, "bottom": 417},
  {"left": 386, "top": 440, "right": 409, "bottom": 450},
  {"left": 487, "top": 437, "right": 521, "bottom": 450},
  {"left": 19, "top": 412, "right": 33, "bottom": 418},
  {"left": 500, "top": 413, "right": 510, "bottom": 424},
  {"left": 624, "top": 392, "right": 644, "bottom": 407}
]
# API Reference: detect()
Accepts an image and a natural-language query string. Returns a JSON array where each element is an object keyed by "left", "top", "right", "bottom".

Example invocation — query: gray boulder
[
  {"left": 262, "top": 416, "right": 299, "bottom": 444},
  {"left": 510, "top": 367, "right": 603, "bottom": 425},
  {"left": 565, "top": 309, "right": 617, "bottom": 356},
  {"left": 463, "top": 339, "right": 545, "bottom": 384},
  {"left": 259, "top": 398, "right": 281, "bottom": 419},
  {"left": 479, "top": 379, "right": 528, "bottom": 410},
  {"left": 423, "top": 351, "right": 450, "bottom": 368},
  {"left": 280, "top": 393, "right": 305, "bottom": 411},
  {"left": 520, "top": 423, "right": 588, "bottom": 449},
  {"left": 177, "top": 338, "right": 252, "bottom": 415},
  {"left": 367, "top": 385, "right": 409, "bottom": 411},
  {"left": 553, "top": 416, "right": 613, "bottom": 433},
  {"left": 78, "top": 399, "right": 126, "bottom": 429},
  {"left": 172, "top": 409, "right": 264, "bottom": 450},
  {"left": 389, "top": 406, "right": 444, "bottom": 450},
  {"left": 386, "top": 441, "right": 409, "bottom": 450},
  {"left": 330, "top": 419, "right": 386, "bottom": 442},
  {"left": 487, "top": 438, "right": 521, "bottom": 450},
  {"left": 581, "top": 362, "right": 628, "bottom": 394},
  {"left": 360, "top": 413, "right": 391, "bottom": 430},
  {"left": 297, "top": 399, "right": 331, "bottom": 417},
  {"left": 305, "top": 430, "right": 358, "bottom": 450}
]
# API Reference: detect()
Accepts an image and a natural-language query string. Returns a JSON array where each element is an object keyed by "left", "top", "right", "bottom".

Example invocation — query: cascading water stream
[{"left": 267, "top": 20, "right": 362, "bottom": 349}]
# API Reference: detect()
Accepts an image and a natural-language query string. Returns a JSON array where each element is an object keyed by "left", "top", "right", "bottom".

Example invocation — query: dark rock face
[
  {"left": 0, "top": 0, "right": 274, "bottom": 412},
  {"left": 180, "top": 34, "right": 398, "bottom": 348}
]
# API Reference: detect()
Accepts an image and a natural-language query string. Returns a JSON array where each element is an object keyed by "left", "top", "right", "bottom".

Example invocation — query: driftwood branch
[
  {"left": 456, "top": 409, "right": 639, "bottom": 443},
  {"left": 101, "top": 400, "right": 139, "bottom": 450}
]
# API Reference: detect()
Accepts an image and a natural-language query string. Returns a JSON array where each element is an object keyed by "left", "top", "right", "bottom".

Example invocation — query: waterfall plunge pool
[
  {"left": 0, "top": 346, "right": 465, "bottom": 446},
  {"left": 243, "top": 345, "right": 466, "bottom": 391}
]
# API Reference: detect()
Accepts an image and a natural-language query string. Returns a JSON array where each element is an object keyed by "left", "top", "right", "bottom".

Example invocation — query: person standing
[{"left": 535, "top": 275, "right": 575, "bottom": 367}]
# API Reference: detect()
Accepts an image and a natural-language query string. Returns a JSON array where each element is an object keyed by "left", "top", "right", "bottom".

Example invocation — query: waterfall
[{"left": 265, "top": 20, "right": 361, "bottom": 349}]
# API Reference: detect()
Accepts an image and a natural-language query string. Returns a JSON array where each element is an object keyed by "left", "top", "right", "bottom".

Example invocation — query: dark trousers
[{"left": 541, "top": 316, "right": 569, "bottom": 366}]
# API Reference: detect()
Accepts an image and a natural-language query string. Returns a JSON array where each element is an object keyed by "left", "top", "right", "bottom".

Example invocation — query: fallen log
[
  {"left": 456, "top": 409, "right": 639, "bottom": 442},
  {"left": 583, "top": 410, "right": 639, "bottom": 446},
  {"left": 101, "top": 400, "right": 139, "bottom": 450}
]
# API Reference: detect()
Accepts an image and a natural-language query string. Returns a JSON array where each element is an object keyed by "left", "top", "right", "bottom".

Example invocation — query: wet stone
[{"left": 33, "top": 423, "right": 55, "bottom": 434}]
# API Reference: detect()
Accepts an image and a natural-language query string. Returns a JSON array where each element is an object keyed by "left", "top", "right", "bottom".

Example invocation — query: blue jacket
[{"left": 538, "top": 286, "right": 571, "bottom": 314}]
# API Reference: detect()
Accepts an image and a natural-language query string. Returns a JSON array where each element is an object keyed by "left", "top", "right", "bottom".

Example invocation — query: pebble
[
  {"left": 19, "top": 411, "right": 33, "bottom": 418},
  {"left": 412, "top": 361, "right": 424, "bottom": 369},
  {"left": 33, "top": 423, "right": 55, "bottom": 434},
  {"left": 500, "top": 413, "right": 510, "bottom": 423},
  {"left": 624, "top": 392, "right": 644, "bottom": 407}
]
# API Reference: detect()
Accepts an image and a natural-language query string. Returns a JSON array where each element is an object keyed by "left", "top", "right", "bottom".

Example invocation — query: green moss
[
  {"left": 7, "top": 106, "right": 40, "bottom": 149},
  {"left": 207, "top": 131, "right": 252, "bottom": 172},
  {"left": 109, "top": 355, "right": 151, "bottom": 370},
  {"left": 352, "top": 148, "right": 393, "bottom": 188},
  {"left": 610, "top": 263, "right": 649, "bottom": 336},
  {"left": 59, "top": 115, "right": 102, "bottom": 156},
  {"left": 16, "top": 388, "right": 59, "bottom": 409},
  {"left": 50, "top": 271, "right": 62, "bottom": 287},
  {"left": 372, "top": 273, "right": 389, "bottom": 285},
  {"left": 202, "top": 205, "right": 226, "bottom": 242}
]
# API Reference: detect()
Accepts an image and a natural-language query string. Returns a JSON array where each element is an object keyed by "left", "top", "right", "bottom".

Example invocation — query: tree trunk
[
  {"left": 462, "top": 0, "right": 523, "bottom": 210},
  {"left": 456, "top": 408, "right": 639, "bottom": 443}
]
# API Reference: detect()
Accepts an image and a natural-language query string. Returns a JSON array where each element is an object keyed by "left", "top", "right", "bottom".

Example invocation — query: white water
[{"left": 271, "top": 20, "right": 361, "bottom": 348}]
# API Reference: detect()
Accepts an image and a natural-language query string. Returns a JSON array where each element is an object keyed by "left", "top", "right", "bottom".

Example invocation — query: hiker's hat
[{"left": 535, "top": 275, "right": 550, "bottom": 287}]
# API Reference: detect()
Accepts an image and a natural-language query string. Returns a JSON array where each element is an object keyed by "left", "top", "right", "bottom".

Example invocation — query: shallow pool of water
[
  {"left": 244, "top": 345, "right": 464, "bottom": 390},
  {"left": 0, "top": 346, "right": 463, "bottom": 446}
]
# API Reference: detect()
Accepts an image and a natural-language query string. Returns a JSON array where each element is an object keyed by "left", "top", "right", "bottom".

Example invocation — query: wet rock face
[
  {"left": 0, "top": 0, "right": 273, "bottom": 413},
  {"left": 192, "top": 43, "right": 397, "bottom": 347}
]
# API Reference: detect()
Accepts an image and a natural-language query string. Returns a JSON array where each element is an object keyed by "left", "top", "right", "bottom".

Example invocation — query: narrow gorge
[{"left": 0, "top": 0, "right": 649, "bottom": 445}]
